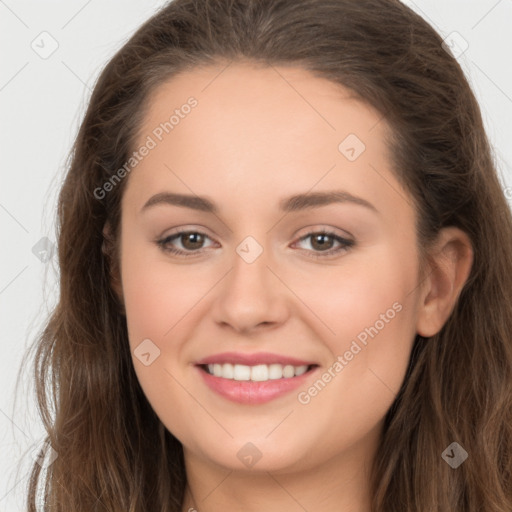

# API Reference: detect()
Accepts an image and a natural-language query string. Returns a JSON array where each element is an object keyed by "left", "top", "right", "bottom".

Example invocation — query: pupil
[
  {"left": 183, "top": 233, "right": 203, "bottom": 249},
  {"left": 312, "top": 234, "right": 332, "bottom": 251}
]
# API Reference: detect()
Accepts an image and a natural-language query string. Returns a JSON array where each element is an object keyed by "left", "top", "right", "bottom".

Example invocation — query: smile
[
  {"left": 203, "top": 363, "right": 311, "bottom": 381},
  {"left": 195, "top": 354, "right": 319, "bottom": 404}
]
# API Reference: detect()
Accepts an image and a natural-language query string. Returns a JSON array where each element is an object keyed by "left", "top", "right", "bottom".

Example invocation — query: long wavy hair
[{"left": 21, "top": 0, "right": 512, "bottom": 510}]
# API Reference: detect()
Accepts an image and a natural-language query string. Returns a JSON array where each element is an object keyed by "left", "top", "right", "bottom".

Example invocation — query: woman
[{"left": 23, "top": 0, "right": 512, "bottom": 510}]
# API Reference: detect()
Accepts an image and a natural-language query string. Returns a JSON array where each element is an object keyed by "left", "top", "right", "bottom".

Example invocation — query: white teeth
[
  {"left": 251, "top": 364, "right": 268, "bottom": 382},
  {"left": 222, "top": 363, "right": 234, "bottom": 379},
  {"left": 282, "top": 365, "right": 295, "bottom": 378},
  {"left": 294, "top": 365, "right": 308, "bottom": 376},
  {"left": 268, "top": 364, "right": 283, "bottom": 379},
  {"left": 205, "top": 363, "right": 310, "bottom": 381},
  {"left": 233, "top": 364, "right": 251, "bottom": 381}
]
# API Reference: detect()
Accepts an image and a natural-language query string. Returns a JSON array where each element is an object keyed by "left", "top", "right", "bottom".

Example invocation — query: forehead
[
  {"left": 138, "top": 61, "right": 388, "bottom": 146},
  {"left": 123, "top": 62, "right": 404, "bottom": 221}
]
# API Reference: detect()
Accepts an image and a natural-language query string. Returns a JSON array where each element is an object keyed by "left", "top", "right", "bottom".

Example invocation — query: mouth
[
  {"left": 194, "top": 353, "right": 320, "bottom": 404},
  {"left": 198, "top": 362, "right": 318, "bottom": 382}
]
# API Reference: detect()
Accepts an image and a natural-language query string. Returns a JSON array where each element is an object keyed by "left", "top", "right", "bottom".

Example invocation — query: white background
[{"left": 1, "top": 0, "right": 511, "bottom": 509}]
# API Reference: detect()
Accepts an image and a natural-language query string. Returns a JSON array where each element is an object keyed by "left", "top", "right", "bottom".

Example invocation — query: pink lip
[
  {"left": 197, "top": 367, "right": 316, "bottom": 404},
  {"left": 195, "top": 351, "right": 315, "bottom": 366}
]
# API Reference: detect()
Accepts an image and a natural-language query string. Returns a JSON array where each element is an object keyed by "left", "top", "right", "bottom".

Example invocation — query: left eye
[
  {"left": 157, "top": 231, "right": 216, "bottom": 255},
  {"left": 294, "top": 231, "right": 351, "bottom": 253},
  {"left": 156, "top": 229, "right": 354, "bottom": 258}
]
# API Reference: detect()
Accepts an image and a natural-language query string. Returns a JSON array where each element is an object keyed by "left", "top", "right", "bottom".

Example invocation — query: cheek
[
  {"left": 119, "top": 247, "right": 205, "bottom": 438},
  {"left": 296, "top": 242, "right": 419, "bottom": 409},
  {"left": 292, "top": 241, "right": 419, "bottom": 351},
  {"left": 290, "top": 253, "right": 418, "bottom": 458},
  {"left": 120, "top": 239, "right": 208, "bottom": 347}
]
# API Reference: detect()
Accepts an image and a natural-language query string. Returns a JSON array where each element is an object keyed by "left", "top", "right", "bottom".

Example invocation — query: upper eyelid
[
  {"left": 160, "top": 228, "right": 217, "bottom": 244},
  {"left": 159, "top": 224, "right": 353, "bottom": 241}
]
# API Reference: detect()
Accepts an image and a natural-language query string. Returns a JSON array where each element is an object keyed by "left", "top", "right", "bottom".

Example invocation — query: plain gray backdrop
[{"left": 1, "top": 0, "right": 511, "bottom": 510}]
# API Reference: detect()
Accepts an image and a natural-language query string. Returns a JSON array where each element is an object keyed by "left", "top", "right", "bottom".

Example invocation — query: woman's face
[{"left": 118, "top": 62, "right": 424, "bottom": 474}]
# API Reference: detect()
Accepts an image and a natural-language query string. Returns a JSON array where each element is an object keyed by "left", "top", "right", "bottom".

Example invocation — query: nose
[{"left": 211, "top": 244, "right": 290, "bottom": 334}]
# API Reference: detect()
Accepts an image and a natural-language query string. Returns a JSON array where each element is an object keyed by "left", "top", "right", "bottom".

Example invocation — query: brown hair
[{"left": 21, "top": 0, "right": 512, "bottom": 510}]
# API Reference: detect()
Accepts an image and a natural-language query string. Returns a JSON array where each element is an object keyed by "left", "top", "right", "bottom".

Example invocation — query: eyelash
[{"left": 156, "top": 229, "right": 355, "bottom": 260}]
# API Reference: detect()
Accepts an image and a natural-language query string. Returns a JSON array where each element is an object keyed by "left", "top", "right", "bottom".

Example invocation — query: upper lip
[{"left": 195, "top": 352, "right": 316, "bottom": 366}]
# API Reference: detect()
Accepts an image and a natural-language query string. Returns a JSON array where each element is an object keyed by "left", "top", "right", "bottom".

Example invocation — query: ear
[
  {"left": 101, "top": 222, "right": 125, "bottom": 309},
  {"left": 416, "top": 227, "right": 473, "bottom": 337}
]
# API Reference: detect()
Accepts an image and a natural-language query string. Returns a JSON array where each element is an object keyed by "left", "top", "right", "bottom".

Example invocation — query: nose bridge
[
  {"left": 228, "top": 234, "right": 274, "bottom": 299},
  {"left": 212, "top": 232, "right": 288, "bottom": 331}
]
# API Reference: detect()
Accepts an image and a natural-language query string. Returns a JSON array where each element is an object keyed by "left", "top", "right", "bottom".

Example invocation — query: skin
[{"left": 112, "top": 61, "right": 473, "bottom": 512}]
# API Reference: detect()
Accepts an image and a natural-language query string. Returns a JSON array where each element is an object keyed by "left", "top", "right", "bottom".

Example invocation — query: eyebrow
[{"left": 140, "top": 190, "right": 378, "bottom": 214}]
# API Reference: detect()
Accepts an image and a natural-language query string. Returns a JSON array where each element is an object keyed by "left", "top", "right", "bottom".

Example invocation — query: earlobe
[
  {"left": 416, "top": 227, "right": 474, "bottom": 338},
  {"left": 102, "top": 222, "right": 125, "bottom": 309}
]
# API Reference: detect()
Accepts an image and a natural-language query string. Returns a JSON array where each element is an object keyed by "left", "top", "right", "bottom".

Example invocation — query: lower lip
[{"left": 196, "top": 365, "right": 316, "bottom": 404}]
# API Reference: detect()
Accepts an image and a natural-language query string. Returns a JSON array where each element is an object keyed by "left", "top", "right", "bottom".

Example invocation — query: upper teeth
[{"left": 207, "top": 363, "right": 309, "bottom": 381}]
